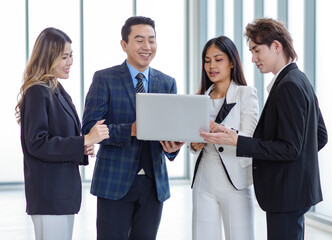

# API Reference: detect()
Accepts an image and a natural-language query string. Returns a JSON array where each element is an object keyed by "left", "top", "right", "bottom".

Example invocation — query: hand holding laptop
[
  {"left": 190, "top": 142, "right": 206, "bottom": 152},
  {"left": 132, "top": 120, "right": 184, "bottom": 153},
  {"left": 210, "top": 121, "right": 223, "bottom": 133},
  {"left": 160, "top": 141, "right": 185, "bottom": 153},
  {"left": 190, "top": 121, "right": 220, "bottom": 151},
  {"left": 131, "top": 121, "right": 137, "bottom": 136}
]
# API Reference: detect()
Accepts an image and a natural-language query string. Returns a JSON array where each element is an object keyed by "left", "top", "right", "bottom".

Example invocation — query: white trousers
[
  {"left": 31, "top": 215, "right": 74, "bottom": 240},
  {"left": 192, "top": 147, "right": 255, "bottom": 240}
]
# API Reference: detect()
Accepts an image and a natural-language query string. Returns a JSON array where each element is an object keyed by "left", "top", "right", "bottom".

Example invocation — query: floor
[{"left": 1, "top": 181, "right": 332, "bottom": 240}]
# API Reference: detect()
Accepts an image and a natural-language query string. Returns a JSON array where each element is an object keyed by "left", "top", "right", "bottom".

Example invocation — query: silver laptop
[{"left": 136, "top": 93, "right": 210, "bottom": 142}]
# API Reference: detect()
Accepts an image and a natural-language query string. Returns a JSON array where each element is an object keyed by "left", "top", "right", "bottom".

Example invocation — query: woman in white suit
[{"left": 190, "top": 36, "right": 259, "bottom": 240}]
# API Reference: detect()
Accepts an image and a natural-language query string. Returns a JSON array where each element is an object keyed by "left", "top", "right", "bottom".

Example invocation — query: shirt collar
[
  {"left": 266, "top": 62, "right": 292, "bottom": 93},
  {"left": 126, "top": 60, "right": 150, "bottom": 82}
]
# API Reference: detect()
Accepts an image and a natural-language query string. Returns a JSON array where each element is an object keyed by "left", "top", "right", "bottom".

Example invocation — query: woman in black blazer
[{"left": 15, "top": 28, "right": 109, "bottom": 240}]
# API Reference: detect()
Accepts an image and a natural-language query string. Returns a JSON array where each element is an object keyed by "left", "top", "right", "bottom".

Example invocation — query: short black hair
[{"left": 121, "top": 16, "right": 155, "bottom": 43}]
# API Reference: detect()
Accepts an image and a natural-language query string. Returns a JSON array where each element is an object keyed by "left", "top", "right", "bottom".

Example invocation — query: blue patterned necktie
[{"left": 135, "top": 73, "right": 146, "bottom": 93}]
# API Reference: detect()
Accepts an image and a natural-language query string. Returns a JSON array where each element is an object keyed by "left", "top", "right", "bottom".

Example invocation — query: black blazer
[
  {"left": 237, "top": 63, "right": 328, "bottom": 212},
  {"left": 20, "top": 83, "right": 87, "bottom": 215}
]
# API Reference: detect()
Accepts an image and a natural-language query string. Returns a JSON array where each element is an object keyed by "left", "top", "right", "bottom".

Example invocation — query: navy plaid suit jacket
[{"left": 82, "top": 61, "right": 178, "bottom": 202}]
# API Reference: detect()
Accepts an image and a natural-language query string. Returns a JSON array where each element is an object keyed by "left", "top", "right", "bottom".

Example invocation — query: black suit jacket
[
  {"left": 237, "top": 63, "right": 328, "bottom": 212},
  {"left": 20, "top": 83, "right": 87, "bottom": 215}
]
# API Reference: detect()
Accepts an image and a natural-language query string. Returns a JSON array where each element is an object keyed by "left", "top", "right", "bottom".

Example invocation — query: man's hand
[
  {"left": 160, "top": 141, "right": 185, "bottom": 153},
  {"left": 200, "top": 125, "right": 238, "bottom": 146},
  {"left": 84, "top": 145, "right": 95, "bottom": 157},
  {"left": 131, "top": 121, "right": 137, "bottom": 136}
]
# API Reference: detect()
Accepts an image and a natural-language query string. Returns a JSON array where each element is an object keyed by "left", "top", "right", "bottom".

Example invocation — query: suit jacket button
[{"left": 218, "top": 147, "right": 224, "bottom": 152}]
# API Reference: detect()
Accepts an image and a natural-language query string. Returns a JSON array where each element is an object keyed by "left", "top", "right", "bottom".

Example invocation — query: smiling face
[
  {"left": 204, "top": 44, "right": 233, "bottom": 84},
  {"left": 53, "top": 42, "right": 73, "bottom": 79},
  {"left": 121, "top": 24, "right": 156, "bottom": 72}
]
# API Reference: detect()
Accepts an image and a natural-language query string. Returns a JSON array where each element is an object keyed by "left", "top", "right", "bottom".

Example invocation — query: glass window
[
  {"left": 314, "top": 0, "right": 332, "bottom": 219},
  {"left": 29, "top": 0, "right": 81, "bottom": 116},
  {"left": 242, "top": 0, "right": 255, "bottom": 87},
  {"left": 207, "top": 0, "right": 217, "bottom": 39},
  {"left": 264, "top": 0, "right": 277, "bottom": 19},
  {"left": 288, "top": 0, "right": 304, "bottom": 71},
  {"left": 224, "top": 0, "right": 234, "bottom": 41},
  {"left": 0, "top": 1, "right": 26, "bottom": 182}
]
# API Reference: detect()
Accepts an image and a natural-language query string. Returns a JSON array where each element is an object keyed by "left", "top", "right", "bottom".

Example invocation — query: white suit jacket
[{"left": 191, "top": 81, "right": 259, "bottom": 189}]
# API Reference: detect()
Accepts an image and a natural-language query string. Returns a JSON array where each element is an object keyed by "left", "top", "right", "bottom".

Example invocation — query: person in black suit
[
  {"left": 200, "top": 18, "right": 328, "bottom": 240},
  {"left": 15, "top": 28, "right": 109, "bottom": 240}
]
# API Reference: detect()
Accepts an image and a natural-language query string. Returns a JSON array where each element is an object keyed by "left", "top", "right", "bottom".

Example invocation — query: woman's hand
[
  {"left": 200, "top": 125, "right": 238, "bottom": 146},
  {"left": 190, "top": 142, "right": 206, "bottom": 152},
  {"left": 210, "top": 121, "right": 222, "bottom": 133},
  {"left": 84, "top": 119, "right": 109, "bottom": 146}
]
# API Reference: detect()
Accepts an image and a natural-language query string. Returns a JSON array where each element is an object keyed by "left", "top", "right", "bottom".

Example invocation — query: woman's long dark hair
[{"left": 198, "top": 36, "right": 247, "bottom": 95}]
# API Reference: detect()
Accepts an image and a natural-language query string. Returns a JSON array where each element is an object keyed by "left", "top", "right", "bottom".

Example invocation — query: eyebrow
[
  {"left": 62, "top": 51, "right": 73, "bottom": 56},
  {"left": 249, "top": 45, "right": 257, "bottom": 51},
  {"left": 134, "top": 35, "right": 156, "bottom": 40},
  {"left": 205, "top": 54, "right": 224, "bottom": 58}
]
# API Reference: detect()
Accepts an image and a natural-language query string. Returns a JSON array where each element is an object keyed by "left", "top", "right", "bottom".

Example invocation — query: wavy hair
[
  {"left": 244, "top": 18, "right": 297, "bottom": 62},
  {"left": 15, "top": 27, "right": 71, "bottom": 124}
]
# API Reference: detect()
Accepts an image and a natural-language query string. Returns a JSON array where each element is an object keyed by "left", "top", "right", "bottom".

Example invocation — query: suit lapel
[
  {"left": 148, "top": 68, "right": 159, "bottom": 93},
  {"left": 208, "top": 81, "right": 237, "bottom": 124},
  {"left": 255, "top": 62, "right": 298, "bottom": 133},
  {"left": 269, "top": 62, "right": 297, "bottom": 96},
  {"left": 54, "top": 84, "right": 80, "bottom": 133},
  {"left": 120, "top": 63, "right": 160, "bottom": 113},
  {"left": 120, "top": 62, "right": 137, "bottom": 112},
  {"left": 215, "top": 99, "right": 236, "bottom": 124}
]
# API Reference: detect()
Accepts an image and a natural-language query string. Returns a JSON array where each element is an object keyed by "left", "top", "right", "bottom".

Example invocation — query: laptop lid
[{"left": 136, "top": 93, "right": 210, "bottom": 142}]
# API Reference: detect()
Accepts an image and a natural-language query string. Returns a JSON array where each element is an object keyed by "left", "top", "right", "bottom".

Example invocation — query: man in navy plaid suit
[{"left": 82, "top": 16, "right": 184, "bottom": 240}]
